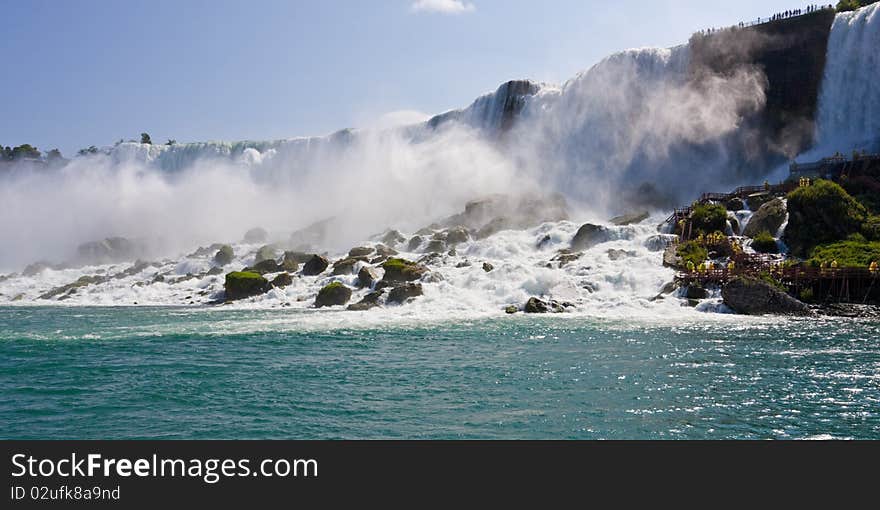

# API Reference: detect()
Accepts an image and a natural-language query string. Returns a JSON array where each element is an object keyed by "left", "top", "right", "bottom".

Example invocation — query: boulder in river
[
  {"left": 743, "top": 198, "right": 786, "bottom": 238},
  {"left": 301, "top": 255, "right": 330, "bottom": 276},
  {"left": 247, "top": 259, "right": 283, "bottom": 274},
  {"left": 357, "top": 266, "right": 380, "bottom": 288},
  {"left": 270, "top": 272, "right": 293, "bottom": 288},
  {"left": 609, "top": 211, "right": 649, "bottom": 226},
  {"left": 348, "top": 246, "right": 374, "bottom": 258},
  {"left": 570, "top": 224, "right": 610, "bottom": 251},
  {"left": 347, "top": 290, "right": 385, "bottom": 311},
  {"left": 213, "top": 245, "right": 234, "bottom": 266},
  {"left": 721, "top": 277, "right": 808, "bottom": 315},
  {"left": 225, "top": 271, "right": 270, "bottom": 301},
  {"left": 524, "top": 297, "right": 572, "bottom": 313},
  {"left": 315, "top": 281, "right": 352, "bottom": 308},
  {"left": 255, "top": 245, "right": 278, "bottom": 263},
  {"left": 387, "top": 283, "right": 423, "bottom": 304},
  {"left": 380, "top": 258, "right": 428, "bottom": 283}
]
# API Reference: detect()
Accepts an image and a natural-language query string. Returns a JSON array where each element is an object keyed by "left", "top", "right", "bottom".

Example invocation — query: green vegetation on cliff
[
  {"left": 689, "top": 203, "right": 728, "bottom": 236},
  {"left": 676, "top": 241, "right": 708, "bottom": 267},
  {"left": 836, "top": 0, "right": 877, "bottom": 12},
  {"left": 808, "top": 240, "right": 880, "bottom": 267},
  {"left": 784, "top": 180, "right": 868, "bottom": 256},
  {"left": 751, "top": 231, "right": 779, "bottom": 254}
]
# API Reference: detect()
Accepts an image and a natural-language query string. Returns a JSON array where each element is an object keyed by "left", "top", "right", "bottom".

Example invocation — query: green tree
[
  {"left": 166, "top": 139, "right": 176, "bottom": 145},
  {"left": 11, "top": 144, "right": 41, "bottom": 160},
  {"left": 836, "top": 0, "right": 876, "bottom": 12},
  {"left": 140, "top": 132, "right": 152, "bottom": 145},
  {"left": 47, "top": 148, "right": 63, "bottom": 161}
]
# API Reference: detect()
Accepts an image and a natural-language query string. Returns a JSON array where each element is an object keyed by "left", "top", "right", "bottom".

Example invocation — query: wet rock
[
  {"left": 417, "top": 253, "right": 442, "bottom": 266},
  {"left": 255, "top": 245, "right": 278, "bottom": 263},
  {"left": 645, "top": 234, "right": 676, "bottom": 252},
  {"left": 607, "top": 249, "right": 637, "bottom": 261},
  {"left": 39, "top": 274, "right": 109, "bottom": 300},
  {"left": 243, "top": 227, "right": 268, "bottom": 244},
  {"left": 207, "top": 266, "right": 224, "bottom": 276},
  {"left": 722, "top": 277, "right": 808, "bottom": 316},
  {"left": 348, "top": 246, "right": 374, "bottom": 258},
  {"left": 224, "top": 271, "right": 270, "bottom": 301},
  {"left": 746, "top": 192, "right": 773, "bottom": 211},
  {"left": 357, "top": 266, "right": 380, "bottom": 288},
  {"left": 315, "top": 282, "right": 352, "bottom": 308},
  {"left": 281, "top": 251, "right": 302, "bottom": 272},
  {"left": 456, "top": 260, "right": 472, "bottom": 268},
  {"left": 347, "top": 290, "right": 385, "bottom": 311},
  {"left": 504, "top": 305, "right": 518, "bottom": 314},
  {"left": 332, "top": 257, "right": 362, "bottom": 276},
  {"left": 524, "top": 297, "right": 571, "bottom": 314},
  {"left": 387, "top": 283, "right": 423, "bottom": 304},
  {"left": 248, "top": 259, "right": 283, "bottom": 275},
  {"left": 536, "top": 235, "right": 552, "bottom": 249},
  {"left": 725, "top": 197, "right": 745, "bottom": 211},
  {"left": 214, "top": 245, "right": 234, "bottom": 266},
  {"left": 570, "top": 224, "right": 610, "bottom": 251},
  {"left": 609, "top": 211, "right": 649, "bottom": 226},
  {"left": 425, "top": 239, "right": 446, "bottom": 253},
  {"left": 22, "top": 261, "right": 53, "bottom": 277},
  {"left": 301, "top": 255, "right": 330, "bottom": 276},
  {"left": 407, "top": 236, "right": 423, "bottom": 252},
  {"left": 482, "top": 262, "right": 494, "bottom": 272},
  {"left": 475, "top": 217, "right": 512, "bottom": 240},
  {"left": 381, "top": 258, "right": 428, "bottom": 283},
  {"left": 662, "top": 243, "right": 683, "bottom": 269},
  {"left": 379, "top": 230, "right": 406, "bottom": 248},
  {"left": 374, "top": 244, "right": 398, "bottom": 258},
  {"left": 684, "top": 285, "right": 709, "bottom": 300},
  {"left": 444, "top": 226, "right": 471, "bottom": 246},
  {"left": 553, "top": 250, "right": 582, "bottom": 268},
  {"left": 270, "top": 272, "right": 293, "bottom": 288},
  {"left": 743, "top": 198, "right": 787, "bottom": 238},
  {"left": 447, "top": 249, "right": 457, "bottom": 257}
]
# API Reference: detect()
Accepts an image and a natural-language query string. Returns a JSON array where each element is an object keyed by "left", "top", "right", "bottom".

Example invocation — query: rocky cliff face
[{"left": 688, "top": 10, "right": 836, "bottom": 174}]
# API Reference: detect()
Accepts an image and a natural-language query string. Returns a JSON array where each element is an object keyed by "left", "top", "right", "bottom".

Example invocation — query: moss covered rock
[
  {"left": 750, "top": 231, "right": 780, "bottom": 254},
  {"left": 380, "top": 258, "right": 428, "bottom": 283},
  {"left": 315, "top": 281, "right": 352, "bottom": 307},
  {"left": 784, "top": 180, "right": 867, "bottom": 257},
  {"left": 225, "top": 271, "right": 269, "bottom": 301}
]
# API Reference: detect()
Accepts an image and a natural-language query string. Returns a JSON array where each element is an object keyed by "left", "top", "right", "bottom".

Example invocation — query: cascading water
[
  {"left": 814, "top": 3, "right": 880, "bottom": 153},
  {"left": 2, "top": 7, "right": 878, "bottom": 318}
]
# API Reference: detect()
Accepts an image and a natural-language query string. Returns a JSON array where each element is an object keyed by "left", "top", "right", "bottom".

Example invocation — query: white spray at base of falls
[{"left": 2, "top": 6, "right": 879, "bottom": 318}]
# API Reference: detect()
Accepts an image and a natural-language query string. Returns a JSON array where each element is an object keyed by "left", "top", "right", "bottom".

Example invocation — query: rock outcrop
[
  {"left": 357, "top": 266, "right": 379, "bottom": 288},
  {"left": 225, "top": 271, "right": 270, "bottom": 301},
  {"left": 570, "top": 224, "right": 610, "bottom": 251},
  {"left": 347, "top": 290, "right": 385, "bottom": 311},
  {"left": 387, "top": 283, "right": 423, "bottom": 304},
  {"left": 213, "top": 245, "right": 234, "bottom": 266},
  {"left": 380, "top": 258, "right": 428, "bottom": 283},
  {"left": 315, "top": 282, "right": 352, "bottom": 307},
  {"left": 524, "top": 297, "right": 572, "bottom": 313},
  {"left": 721, "top": 277, "right": 808, "bottom": 315},
  {"left": 743, "top": 198, "right": 787, "bottom": 238},
  {"left": 609, "top": 211, "right": 649, "bottom": 226},
  {"left": 301, "top": 255, "right": 330, "bottom": 276}
]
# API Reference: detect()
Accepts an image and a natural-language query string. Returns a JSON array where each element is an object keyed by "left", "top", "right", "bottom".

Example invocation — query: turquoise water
[{"left": 1, "top": 306, "right": 878, "bottom": 439}]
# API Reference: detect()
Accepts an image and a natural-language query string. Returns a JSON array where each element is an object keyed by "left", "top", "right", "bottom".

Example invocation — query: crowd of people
[{"left": 696, "top": 4, "right": 835, "bottom": 37}]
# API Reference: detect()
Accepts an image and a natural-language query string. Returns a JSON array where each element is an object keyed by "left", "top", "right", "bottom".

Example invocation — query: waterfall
[{"left": 815, "top": 3, "right": 880, "bottom": 154}]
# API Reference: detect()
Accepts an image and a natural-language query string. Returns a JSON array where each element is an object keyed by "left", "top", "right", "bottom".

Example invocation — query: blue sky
[{"left": 1, "top": 0, "right": 815, "bottom": 155}]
